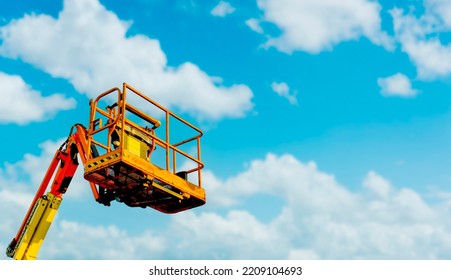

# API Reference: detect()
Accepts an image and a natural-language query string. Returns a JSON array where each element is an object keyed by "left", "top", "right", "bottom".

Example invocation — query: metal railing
[{"left": 86, "top": 83, "right": 203, "bottom": 187}]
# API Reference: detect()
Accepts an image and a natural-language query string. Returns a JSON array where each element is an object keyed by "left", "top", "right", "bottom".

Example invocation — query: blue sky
[{"left": 1, "top": 0, "right": 451, "bottom": 259}]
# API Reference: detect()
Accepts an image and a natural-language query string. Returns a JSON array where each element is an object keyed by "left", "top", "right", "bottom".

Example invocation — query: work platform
[{"left": 84, "top": 83, "right": 205, "bottom": 213}]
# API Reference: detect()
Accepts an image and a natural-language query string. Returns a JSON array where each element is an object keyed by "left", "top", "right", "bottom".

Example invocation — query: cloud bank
[
  {"left": 2, "top": 143, "right": 450, "bottom": 260},
  {"left": 0, "top": 0, "right": 253, "bottom": 121}
]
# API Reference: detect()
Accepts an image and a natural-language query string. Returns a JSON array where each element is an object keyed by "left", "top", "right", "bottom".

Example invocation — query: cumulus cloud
[
  {"left": 3, "top": 143, "right": 451, "bottom": 259},
  {"left": 425, "top": 0, "right": 451, "bottom": 28},
  {"left": 211, "top": 1, "right": 235, "bottom": 17},
  {"left": 0, "top": 0, "right": 253, "bottom": 121},
  {"left": 390, "top": 2, "right": 451, "bottom": 80},
  {"left": 0, "top": 72, "right": 75, "bottom": 125},
  {"left": 40, "top": 220, "right": 166, "bottom": 259},
  {"left": 245, "top": 18, "right": 263, "bottom": 34},
  {"left": 377, "top": 73, "right": 419, "bottom": 97},
  {"left": 253, "top": 0, "right": 393, "bottom": 54},
  {"left": 271, "top": 81, "right": 298, "bottom": 105},
  {"left": 363, "top": 170, "right": 392, "bottom": 198},
  {"left": 185, "top": 154, "right": 451, "bottom": 259}
]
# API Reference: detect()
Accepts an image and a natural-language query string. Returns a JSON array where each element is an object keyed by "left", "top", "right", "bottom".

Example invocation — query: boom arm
[
  {"left": 6, "top": 124, "right": 92, "bottom": 260},
  {"left": 6, "top": 83, "right": 206, "bottom": 260}
]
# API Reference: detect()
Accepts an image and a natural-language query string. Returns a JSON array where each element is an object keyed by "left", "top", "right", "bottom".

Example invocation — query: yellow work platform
[{"left": 84, "top": 83, "right": 205, "bottom": 213}]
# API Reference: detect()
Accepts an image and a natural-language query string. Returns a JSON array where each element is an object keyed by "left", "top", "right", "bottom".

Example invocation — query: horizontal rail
[
  {"left": 124, "top": 83, "right": 203, "bottom": 136},
  {"left": 125, "top": 103, "right": 160, "bottom": 128},
  {"left": 173, "top": 135, "right": 200, "bottom": 147},
  {"left": 90, "top": 139, "right": 109, "bottom": 151}
]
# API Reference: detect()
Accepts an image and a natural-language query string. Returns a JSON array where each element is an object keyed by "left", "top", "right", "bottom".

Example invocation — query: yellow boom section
[{"left": 10, "top": 193, "right": 61, "bottom": 260}]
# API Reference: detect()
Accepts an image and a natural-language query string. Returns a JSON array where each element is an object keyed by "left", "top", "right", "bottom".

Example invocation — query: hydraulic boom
[
  {"left": 6, "top": 83, "right": 206, "bottom": 260},
  {"left": 6, "top": 125, "right": 90, "bottom": 260}
]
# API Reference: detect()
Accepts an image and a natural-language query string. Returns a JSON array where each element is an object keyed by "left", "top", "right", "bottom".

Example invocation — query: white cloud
[
  {"left": 425, "top": 0, "right": 451, "bottom": 28},
  {"left": 170, "top": 210, "right": 285, "bottom": 259},
  {"left": 377, "top": 73, "right": 419, "bottom": 97},
  {"left": 40, "top": 220, "right": 166, "bottom": 259},
  {"left": 255, "top": 0, "right": 393, "bottom": 54},
  {"left": 271, "top": 81, "right": 298, "bottom": 105},
  {"left": 0, "top": 0, "right": 253, "bottom": 121},
  {"left": 0, "top": 72, "right": 75, "bottom": 125},
  {"left": 211, "top": 1, "right": 236, "bottom": 17},
  {"left": 183, "top": 154, "right": 451, "bottom": 259},
  {"left": 3, "top": 143, "right": 451, "bottom": 259},
  {"left": 363, "top": 170, "right": 392, "bottom": 198},
  {"left": 390, "top": 3, "right": 451, "bottom": 80},
  {"left": 287, "top": 249, "right": 320, "bottom": 260},
  {"left": 245, "top": 18, "right": 263, "bottom": 34}
]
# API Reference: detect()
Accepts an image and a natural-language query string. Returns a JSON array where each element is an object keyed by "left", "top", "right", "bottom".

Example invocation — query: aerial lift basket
[{"left": 84, "top": 83, "right": 205, "bottom": 213}]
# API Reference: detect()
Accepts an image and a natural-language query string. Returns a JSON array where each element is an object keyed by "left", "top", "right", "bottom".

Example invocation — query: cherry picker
[{"left": 6, "top": 83, "right": 206, "bottom": 260}]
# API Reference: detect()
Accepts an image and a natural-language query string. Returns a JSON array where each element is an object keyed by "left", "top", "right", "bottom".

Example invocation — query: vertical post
[
  {"left": 197, "top": 137, "right": 202, "bottom": 187},
  {"left": 87, "top": 99, "right": 95, "bottom": 161},
  {"left": 165, "top": 111, "right": 170, "bottom": 171},
  {"left": 120, "top": 83, "right": 127, "bottom": 154},
  {"left": 172, "top": 149, "right": 177, "bottom": 174}
]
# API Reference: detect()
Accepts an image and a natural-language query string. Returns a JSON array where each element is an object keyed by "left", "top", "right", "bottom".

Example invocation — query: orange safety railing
[{"left": 87, "top": 83, "right": 203, "bottom": 187}]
